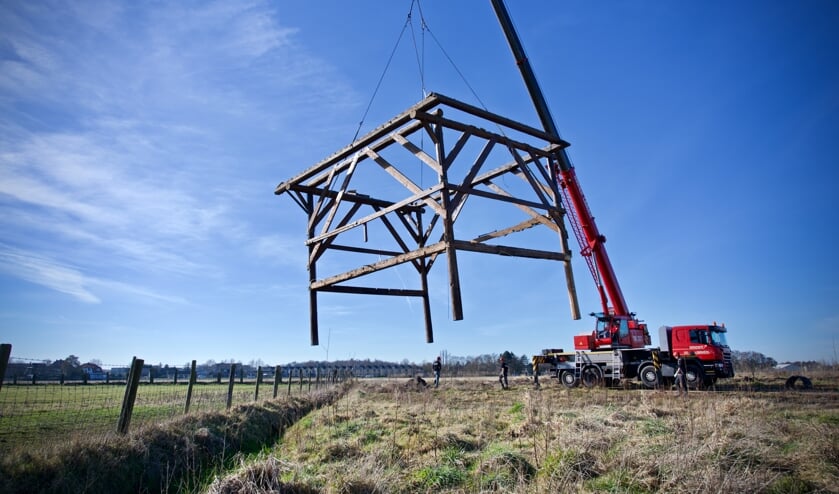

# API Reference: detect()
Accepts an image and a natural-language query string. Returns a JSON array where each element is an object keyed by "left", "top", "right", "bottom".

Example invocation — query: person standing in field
[
  {"left": 432, "top": 356, "right": 442, "bottom": 388},
  {"left": 499, "top": 357, "right": 509, "bottom": 389},
  {"left": 674, "top": 354, "right": 688, "bottom": 397}
]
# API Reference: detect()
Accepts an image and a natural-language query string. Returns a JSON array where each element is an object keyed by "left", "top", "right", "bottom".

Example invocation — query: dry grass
[
  {"left": 1, "top": 374, "right": 835, "bottom": 493},
  {"left": 206, "top": 375, "right": 839, "bottom": 493}
]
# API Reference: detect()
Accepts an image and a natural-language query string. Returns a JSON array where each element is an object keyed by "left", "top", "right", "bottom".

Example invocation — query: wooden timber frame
[{"left": 275, "top": 92, "right": 581, "bottom": 346}]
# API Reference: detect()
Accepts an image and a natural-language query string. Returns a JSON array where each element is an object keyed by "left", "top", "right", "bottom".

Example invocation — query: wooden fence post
[
  {"left": 184, "top": 360, "right": 196, "bottom": 414},
  {"left": 287, "top": 367, "right": 293, "bottom": 396},
  {"left": 0, "top": 343, "right": 11, "bottom": 393},
  {"left": 118, "top": 357, "right": 144, "bottom": 434},
  {"left": 226, "top": 364, "right": 236, "bottom": 409},
  {"left": 273, "top": 365, "right": 281, "bottom": 398},
  {"left": 299, "top": 367, "right": 304, "bottom": 391},
  {"left": 254, "top": 366, "right": 262, "bottom": 401}
]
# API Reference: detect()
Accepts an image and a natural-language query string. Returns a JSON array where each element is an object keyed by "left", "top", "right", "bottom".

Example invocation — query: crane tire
[
  {"left": 639, "top": 364, "right": 659, "bottom": 389},
  {"left": 560, "top": 370, "right": 579, "bottom": 388},
  {"left": 581, "top": 366, "right": 602, "bottom": 388},
  {"left": 686, "top": 364, "right": 704, "bottom": 390},
  {"left": 784, "top": 375, "right": 813, "bottom": 390}
]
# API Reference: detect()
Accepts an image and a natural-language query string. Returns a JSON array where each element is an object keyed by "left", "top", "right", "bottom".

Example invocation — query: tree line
[{"left": 6, "top": 350, "right": 834, "bottom": 383}]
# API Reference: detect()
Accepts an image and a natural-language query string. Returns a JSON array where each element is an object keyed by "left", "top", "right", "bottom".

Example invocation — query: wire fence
[{"left": 0, "top": 346, "right": 408, "bottom": 455}]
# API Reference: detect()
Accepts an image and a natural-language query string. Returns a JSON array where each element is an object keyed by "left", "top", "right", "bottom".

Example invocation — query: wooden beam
[
  {"left": 317, "top": 285, "right": 425, "bottom": 297},
  {"left": 275, "top": 95, "right": 441, "bottom": 195},
  {"left": 366, "top": 148, "right": 444, "bottom": 216},
  {"left": 452, "top": 240, "right": 571, "bottom": 261},
  {"left": 471, "top": 216, "right": 545, "bottom": 243},
  {"left": 410, "top": 109, "right": 565, "bottom": 162},
  {"left": 286, "top": 183, "right": 423, "bottom": 213},
  {"left": 311, "top": 241, "right": 448, "bottom": 289},
  {"left": 305, "top": 183, "right": 444, "bottom": 246},
  {"left": 326, "top": 244, "right": 405, "bottom": 257},
  {"left": 448, "top": 183, "right": 556, "bottom": 213},
  {"left": 416, "top": 93, "right": 570, "bottom": 147}
]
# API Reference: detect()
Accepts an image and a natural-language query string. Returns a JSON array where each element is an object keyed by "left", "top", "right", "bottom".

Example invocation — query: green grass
[
  {"left": 0, "top": 385, "right": 349, "bottom": 494},
  {"left": 0, "top": 381, "right": 326, "bottom": 452}
]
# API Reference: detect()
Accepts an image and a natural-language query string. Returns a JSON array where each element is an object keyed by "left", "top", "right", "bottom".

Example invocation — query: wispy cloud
[
  {"left": 0, "top": 0, "right": 358, "bottom": 303},
  {"left": 0, "top": 246, "right": 100, "bottom": 303}
]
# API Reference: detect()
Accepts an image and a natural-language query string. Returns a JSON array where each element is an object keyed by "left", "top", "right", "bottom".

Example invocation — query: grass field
[
  {"left": 0, "top": 373, "right": 836, "bottom": 493},
  {"left": 209, "top": 375, "right": 839, "bottom": 493}
]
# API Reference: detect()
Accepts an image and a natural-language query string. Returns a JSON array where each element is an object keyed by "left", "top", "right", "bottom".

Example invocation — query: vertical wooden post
[
  {"left": 184, "top": 360, "right": 196, "bottom": 415},
  {"left": 287, "top": 367, "right": 293, "bottom": 395},
  {"left": 548, "top": 206, "right": 581, "bottom": 319},
  {"left": 434, "top": 119, "right": 463, "bottom": 320},
  {"left": 118, "top": 357, "right": 144, "bottom": 434},
  {"left": 416, "top": 211, "right": 434, "bottom": 343},
  {"left": 254, "top": 366, "right": 262, "bottom": 401},
  {"left": 226, "top": 364, "right": 236, "bottom": 409},
  {"left": 0, "top": 344, "right": 11, "bottom": 393},
  {"left": 308, "top": 193, "right": 320, "bottom": 346},
  {"left": 273, "top": 365, "right": 281, "bottom": 398},
  {"left": 298, "top": 367, "right": 303, "bottom": 391}
]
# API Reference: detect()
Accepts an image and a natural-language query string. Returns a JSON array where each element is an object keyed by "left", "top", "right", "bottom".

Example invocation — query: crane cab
[{"left": 574, "top": 312, "right": 651, "bottom": 351}]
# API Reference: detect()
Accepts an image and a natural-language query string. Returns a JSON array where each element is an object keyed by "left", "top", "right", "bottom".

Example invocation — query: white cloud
[
  {"left": 0, "top": 244, "right": 187, "bottom": 304},
  {"left": 0, "top": 246, "right": 99, "bottom": 303},
  {"left": 0, "top": 0, "right": 362, "bottom": 305}
]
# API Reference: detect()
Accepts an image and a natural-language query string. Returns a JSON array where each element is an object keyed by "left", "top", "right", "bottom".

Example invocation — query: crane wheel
[
  {"left": 560, "top": 371, "right": 579, "bottom": 388},
  {"left": 581, "top": 366, "right": 602, "bottom": 388},
  {"left": 639, "top": 364, "right": 659, "bottom": 389},
  {"left": 686, "top": 363, "right": 705, "bottom": 390}
]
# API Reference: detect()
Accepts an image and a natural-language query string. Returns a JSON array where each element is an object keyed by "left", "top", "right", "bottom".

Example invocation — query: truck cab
[{"left": 660, "top": 324, "right": 735, "bottom": 386}]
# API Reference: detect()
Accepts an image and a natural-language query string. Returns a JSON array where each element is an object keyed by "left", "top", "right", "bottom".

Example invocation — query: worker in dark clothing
[
  {"left": 674, "top": 354, "right": 688, "bottom": 397},
  {"left": 499, "top": 357, "right": 509, "bottom": 389},
  {"left": 432, "top": 356, "right": 442, "bottom": 388}
]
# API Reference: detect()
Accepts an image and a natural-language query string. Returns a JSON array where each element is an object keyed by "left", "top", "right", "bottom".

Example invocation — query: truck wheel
[
  {"left": 560, "top": 371, "right": 579, "bottom": 388},
  {"left": 639, "top": 364, "right": 659, "bottom": 389},
  {"left": 581, "top": 366, "right": 602, "bottom": 388},
  {"left": 686, "top": 364, "right": 704, "bottom": 390}
]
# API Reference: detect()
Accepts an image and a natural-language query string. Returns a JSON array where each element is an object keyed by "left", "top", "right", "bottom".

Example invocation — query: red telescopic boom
[{"left": 490, "top": 0, "right": 629, "bottom": 318}]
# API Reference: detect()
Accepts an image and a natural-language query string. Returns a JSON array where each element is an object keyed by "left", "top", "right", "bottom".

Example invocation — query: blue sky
[{"left": 1, "top": 0, "right": 837, "bottom": 368}]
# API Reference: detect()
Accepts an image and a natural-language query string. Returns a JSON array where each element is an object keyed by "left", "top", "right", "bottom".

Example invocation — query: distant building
[
  {"left": 81, "top": 363, "right": 107, "bottom": 380},
  {"left": 775, "top": 362, "right": 802, "bottom": 372}
]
